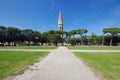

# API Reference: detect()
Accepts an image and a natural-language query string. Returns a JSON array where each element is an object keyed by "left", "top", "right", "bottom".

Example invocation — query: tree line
[{"left": 0, "top": 26, "right": 120, "bottom": 46}]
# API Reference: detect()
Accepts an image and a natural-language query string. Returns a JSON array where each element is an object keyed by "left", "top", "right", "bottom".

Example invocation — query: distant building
[{"left": 58, "top": 11, "right": 63, "bottom": 31}]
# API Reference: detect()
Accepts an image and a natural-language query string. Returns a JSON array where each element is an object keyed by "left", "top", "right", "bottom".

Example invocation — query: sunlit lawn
[
  {"left": 75, "top": 52, "right": 120, "bottom": 80},
  {"left": 68, "top": 46, "right": 120, "bottom": 50},
  {"left": 0, "top": 46, "right": 57, "bottom": 49},
  {"left": 0, "top": 51, "right": 48, "bottom": 80}
]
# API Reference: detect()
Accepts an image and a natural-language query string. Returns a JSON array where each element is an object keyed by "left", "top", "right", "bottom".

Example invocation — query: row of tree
[
  {"left": 102, "top": 28, "right": 120, "bottom": 46},
  {"left": 0, "top": 26, "right": 64, "bottom": 46},
  {"left": 65, "top": 28, "right": 120, "bottom": 46},
  {"left": 0, "top": 26, "right": 120, "bottom": 46}
]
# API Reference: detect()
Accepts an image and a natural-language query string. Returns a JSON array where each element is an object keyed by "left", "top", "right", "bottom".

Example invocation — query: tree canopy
[{"left": 0, "top": 25, "right": 120, "bottom": 46}]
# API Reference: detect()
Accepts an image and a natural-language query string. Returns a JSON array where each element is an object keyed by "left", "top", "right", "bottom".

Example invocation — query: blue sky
[{"left": 0, "top": 0, "right": 120, "bottom": 35}]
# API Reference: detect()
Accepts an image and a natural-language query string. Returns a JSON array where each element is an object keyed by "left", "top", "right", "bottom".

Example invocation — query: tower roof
[{"left": 58, "top": 11, "right": 63, "bottom": 24}]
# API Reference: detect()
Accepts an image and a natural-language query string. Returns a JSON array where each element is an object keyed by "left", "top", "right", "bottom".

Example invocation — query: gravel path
[
  {"left": 0, "top": 49, "right": 52, "bottom": 52},
  {"left": 71, "top": 50, "right": 120, "bottom": 52},
  {"left": 0, "top": 49, "right": 120, "bottom": 52},
  {"left": 13, "top": 46, "right": 100, "bottom": 80}
]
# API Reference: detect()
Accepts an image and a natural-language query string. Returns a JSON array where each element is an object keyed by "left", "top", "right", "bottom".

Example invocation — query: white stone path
[
  {"left": 0, "top": 49, "right": 120, "bottom": 52},
  {"left": 13, "top": 46, "right": 100, "bottom": 80}
]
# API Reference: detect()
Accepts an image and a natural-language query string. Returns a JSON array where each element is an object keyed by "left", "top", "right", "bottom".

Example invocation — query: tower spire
[{"left": 58, "top": 10, "right": 63, "bottom": 31}]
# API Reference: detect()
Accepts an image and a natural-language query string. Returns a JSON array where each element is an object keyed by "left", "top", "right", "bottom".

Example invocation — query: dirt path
[
  {"left": 13, "top": 46, "right": 100, "bottom": 80},
  {"left": 0, "top": 49, "right": 120, "bottom": 52},
  {"left": 0, "top": 49, "right": 52, "bottom": 52},
  {"left": 71, "top": 50, "right": 120, "bottom": 52}
]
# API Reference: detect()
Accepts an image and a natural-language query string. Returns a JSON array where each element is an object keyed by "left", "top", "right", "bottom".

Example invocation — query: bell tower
[{"left": 58, "top": 11, "right": 63, "bottom": 31}]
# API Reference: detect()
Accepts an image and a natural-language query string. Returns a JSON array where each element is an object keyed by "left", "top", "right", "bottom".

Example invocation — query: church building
[{"left": 58, "top": 11, "right": 63, "bottom": 31}]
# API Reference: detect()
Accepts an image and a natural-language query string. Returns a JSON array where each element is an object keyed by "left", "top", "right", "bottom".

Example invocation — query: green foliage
[
  {"left": 65, "top": 29, "right": 88, "bottom": 45},
  {"left": 45, "top": 30, "right": 63, "bottom": 45},
  {"left": 75, "top": 52, "right": 120, "bottom": 80},
  {"left": 76, "top": 29, "right": 88, "bottom": 35},
  {"left": 0, "top": 26, "right": 6, "bottom": 43},
  {"left": 103, "top": 28, "right": 120, "bottom": 34},
  {"left": 22, "top": 29, "right": 33, "bottom": 37},
  {"left": 0, "top": 25, "right": 119, "bottom": 46},
  {"left": 65, "top": 31, "right": 71, "bottom": 37},
  {"left": 0, "top": 26, "right": 6, "bottom": 32},
  {"left": 90, "top": 33, "right": 99, "bottom": 45},
  {"left": 65, "top": 38, "right": 71, "bottom": 43},
  {"left": 6, "top": 27, "right": 21, "bottom": 34},
  {"left": 103, "top": 28, "right": 120, "bottom": 46},
  {"left": 5, "top": 27, "right": 22, "bottom": 45}
]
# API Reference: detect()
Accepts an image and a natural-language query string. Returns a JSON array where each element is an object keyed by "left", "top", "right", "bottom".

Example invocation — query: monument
[{"left": 58, "top": 11, "right": 63, "bottom": 31}]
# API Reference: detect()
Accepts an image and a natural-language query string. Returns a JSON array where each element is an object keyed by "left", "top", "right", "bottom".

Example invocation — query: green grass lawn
[
  {"left": 68, "top": 46, "right": 120, "bottom": 50},
  {"left": 0, "top": 46, "right": 57, "bottom": 49},
  {"left": 0, "top": 51, "right": 48, "bottom": 80},
  {"left": 75, "top": 52, "right": 120, "bottom": 80}
]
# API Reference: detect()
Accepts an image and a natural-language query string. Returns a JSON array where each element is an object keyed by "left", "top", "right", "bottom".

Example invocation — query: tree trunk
[
  {"left": 110, "top": 34, "right": 113, "bottom": 46},
  {"left": 62, "top": 38, "right": 63, "bottom": 46},
  {"left": 22, "top": 42, "right": 23, "bottom": 46},
  {"left": 102, "top": 33, "right": 105, "bottom": 46},
  {"left": 69, "top": 35, "right": 72, "bottom": 45},
  {"left": 8, "top": 42, "right": 10, "bottom": 46},
  {"left": 73, "top": 35, "right": 77, "bottom": 45},
  {"left": 28, "top": 41, "right": 30, "bottom": 46},
  {"left": 79, "top": 34, "right": 83, "bottom": 45},
  {"left": 14, "top": 41, "right": 16, "bottom": 46},
  {"left": 55, "top": 41, "right": 58, "bottom": 46}
]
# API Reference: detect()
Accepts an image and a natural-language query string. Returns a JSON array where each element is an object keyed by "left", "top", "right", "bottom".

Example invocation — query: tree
[
  {"left": 70, "top": 30, "right": 77, "bottom": 45},
  {"left": 6, "top": 27, "right": 21, "bottom": 46},
  {"left": 33, "top": 31, "right": 41, "bottom": 45},
  {"left": 103, "top": 28, "right": 120, "bottom": 46},
  {"left": 90, "top": 33, "right": 99, "bottom": 45},
  {"left": 65, "top": 31, "right": 71, "bottom": 38},
  {"left": 41, "top": 32, "right": 49, "bottom": 45},
  {"left": 22, "top": 29, "right": 33, "bottom": 45},
  {"left": 47, "top": 30, "right": 62, "bottom": 46},
  {"left": 76, "top": 29, "right": 88, "bottom": 45},
  {"left": 0, "top": 26, "right": 6, "bottom": 32},
  {"left": 56, "top": 30, "right": 66, "bottom": 45},
  {"left": 0, "top": 26, "right": 6, "bottom": 45}
]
